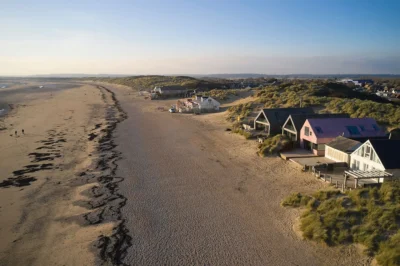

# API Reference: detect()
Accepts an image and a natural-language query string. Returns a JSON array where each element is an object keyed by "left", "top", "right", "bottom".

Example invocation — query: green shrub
[
  {"left": 283, "top": 182, "right": 400, "bottom": 261},
  {"left": 376, "top": 230, "right": 400, "bottom": 266},
  {"left": 281, "top": 193, "right": 312, "bottom": 207},
  {"left": 258, "top": 134, "right": 292, "bottom": 156},
  {"left": 227, "top": 102, "right": 254, "bottom": 122},
  {"left": 233, "top": 128, "right": 252, "bottom": 139}
]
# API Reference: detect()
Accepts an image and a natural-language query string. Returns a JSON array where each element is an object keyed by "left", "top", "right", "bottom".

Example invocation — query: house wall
[
  {"left": 300, "top": 120, "right": 317, "bottom": 146},
  {"left": 198, "top": 97, "right": 220, "bottom": 111},
  {"left": 254, "top": 111, "right": 270, "bottom": 135},
  {"left": 325, "top": 146, "right": 350, "bottom": 164},
  {"left": 300, "top": 120, "right": 330, "bottom": 155},
  {"left": 350, "top": 141, "right": 387, "bottom": 182}
]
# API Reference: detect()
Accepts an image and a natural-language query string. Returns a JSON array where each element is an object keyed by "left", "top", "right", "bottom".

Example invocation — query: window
[
  {"left": 372, "top": 124, "right": 380, "bottom": 131},
  {"left": 315, "top": 126, "right": 323, "bottom": 133},
  {"left": 346, "top": 126, "right": 360, "bottom": 135},
  {"left": 353, "top": 160, "right": 360, "bottom": 170},
  {"left": 359, "top": 125, "right": 365, "bottom": 131},
  {"left": 370, "top": 150, "right": 375, "bottom": 161},
  {"left": 305, "top": 126, "right": 310, "bottom": 136},
  {"left": 365, "top": 145, "right": 371, "bottom": 157}
]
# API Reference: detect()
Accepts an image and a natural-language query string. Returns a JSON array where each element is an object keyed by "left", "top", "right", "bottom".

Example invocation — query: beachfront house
[
  {"left": 254, "top": 107, "right": 314, "bottom": 136},
  {"left": 153, "top": 85, "right": 189, "bottom": 97},
  {"left": 300, "top": 117, "right": 387, "bottom": 156},
  {"left": 324, "top": 136, "right": 361, "bottom": 165},
  {"left": 349, "top": 139, "right": 400, "bottom": 183},
  {"left": 282, "top": 113, "right": 349, "bottom": 143},
  {"left": 176, "top": 96, "right": 220, "bottom": 113},
  {"left": 193, "top": 95, "right": 221, "bottom": 112}
]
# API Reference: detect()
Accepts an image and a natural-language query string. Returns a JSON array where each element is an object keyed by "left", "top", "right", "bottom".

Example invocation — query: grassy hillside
[
  {"left": 282, "top": 182, "right": 400, "bottom": 265},
  {"left": 228, "top": 80, "right": 400, "bottom": 130},
  {"left": 91, "top": 75, "right": 231, "bottom": 91}
]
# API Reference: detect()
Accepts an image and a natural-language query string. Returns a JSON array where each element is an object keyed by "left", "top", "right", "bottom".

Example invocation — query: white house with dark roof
[{"left": 350, "top": 139, "right": 400, "bottom": 182}]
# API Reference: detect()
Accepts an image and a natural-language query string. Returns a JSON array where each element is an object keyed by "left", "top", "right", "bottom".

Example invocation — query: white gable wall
[
  {"left": 350, "top": 140, "right": 386, "bottom": 182},
  {"left": 197, "top": 97, "right": 220, "bottom": 111}
]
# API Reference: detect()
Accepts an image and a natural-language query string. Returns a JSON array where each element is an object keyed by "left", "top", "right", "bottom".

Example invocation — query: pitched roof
[
  {"left": 369, "top": 139, "right": 400, "bottom": 169},
  {"left": 288, "top": 113, "right": 350, "bottom": 132},
  {"left": 262, "top": 107, "right": 314, "bottom": 134},
  {"left": 325, "top": 136, "right": 361, "bottom": 153},
  {"left": 306, "top": 117, "right": 387, "bottom": 139}
]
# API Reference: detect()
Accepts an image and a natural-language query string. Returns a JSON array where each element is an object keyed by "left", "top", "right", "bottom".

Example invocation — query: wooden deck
[{"left": 280, "top": 149, "right": 317, "bottom": 160}]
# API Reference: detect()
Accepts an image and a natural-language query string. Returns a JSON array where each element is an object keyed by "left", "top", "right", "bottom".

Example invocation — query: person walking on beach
[
  {"left": 15, "top": 130, "right": 17, "bottom": 136},
  {"left": 22, "top": 129, "right": 24, "bottom": 135}
]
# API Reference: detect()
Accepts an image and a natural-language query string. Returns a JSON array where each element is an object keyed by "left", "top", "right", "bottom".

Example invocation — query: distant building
[
  {"left": 193, "top": 95, "right": 220, "bottom": 112},
  {"left": 177, "top": 96, "right": 220, "bottom": 113},
  {"left": 153, "top": 85, "right": 189, "bottom": 97},
  {"left": 339, "top": 79, "right": 373, "bottom": 87}
]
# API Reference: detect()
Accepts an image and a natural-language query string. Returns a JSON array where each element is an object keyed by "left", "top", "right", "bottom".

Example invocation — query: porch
[
  {"left": 254, "top": 121, "right": 270, "bottom": 135},
  {"left": 344, "top": 170, "right": 394, "bottom": 188},
  {"left": 280, "top": 149, "right": 317, "bottom": 160}
]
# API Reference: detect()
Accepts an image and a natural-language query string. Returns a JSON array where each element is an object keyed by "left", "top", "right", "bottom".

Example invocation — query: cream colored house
[{"left": 325, "top": 136, "right": 361, "bottom": 165}]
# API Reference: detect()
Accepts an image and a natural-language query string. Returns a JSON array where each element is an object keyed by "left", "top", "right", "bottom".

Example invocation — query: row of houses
[
  {"left": 252, "top": 107, "right": 399, "bottom": 185},
  {"left": 254, "top": 108, "right": 387, "bottom": 153}
]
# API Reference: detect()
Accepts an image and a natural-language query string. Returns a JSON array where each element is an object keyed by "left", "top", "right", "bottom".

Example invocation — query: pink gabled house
[{"left": 300, "top": 118, "right": 387, "bottom": 156}]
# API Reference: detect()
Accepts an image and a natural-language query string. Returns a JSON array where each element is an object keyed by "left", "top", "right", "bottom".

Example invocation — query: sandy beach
[
  {"left": 0, "top": 82, "right": 125, "bottom": 265},
  {"left": 0, "top": 80, "right": 371, "bottom": 265},
  {"left": 98, "top": 83, "right": 370, "bottom": 265}
]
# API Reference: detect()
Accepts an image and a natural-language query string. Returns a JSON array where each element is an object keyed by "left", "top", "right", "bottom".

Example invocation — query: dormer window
[
  {"left": 315, "top": 126, "right": 323, "bottom": 133},
  {"left": 346, "top": 126, "right": 360, "bottom": 135}
]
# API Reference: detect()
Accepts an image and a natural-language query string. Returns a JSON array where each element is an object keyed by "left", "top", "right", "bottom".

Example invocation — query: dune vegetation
[
  {"left": 258, "top": 135, "right": 292, "bottom": 156},
  {"left": 91, "top": 75, "right": 200, "bottom": 90},
  {"left": 282, "top": 182, "right": 400, "bottom": 266},
  {"left": 228, "top": 80, "right": 400, "bottom": 131}
]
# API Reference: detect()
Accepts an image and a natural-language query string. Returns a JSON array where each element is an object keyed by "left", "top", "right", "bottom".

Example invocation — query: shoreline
[
  {"left": 77, "top": 85, "right": 132, "bottom": 264},
  {"left": 0, "top": 83, "right": 131, "bottom": 265}
]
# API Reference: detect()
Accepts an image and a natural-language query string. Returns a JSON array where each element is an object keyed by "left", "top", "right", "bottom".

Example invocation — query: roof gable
[{"left": 262, "top": 107, "right": 314, "bottom": 133}]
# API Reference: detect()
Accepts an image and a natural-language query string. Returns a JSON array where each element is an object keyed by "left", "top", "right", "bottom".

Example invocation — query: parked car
[{"left": 169, "top": 108, "right": 176, "bottom": 113}]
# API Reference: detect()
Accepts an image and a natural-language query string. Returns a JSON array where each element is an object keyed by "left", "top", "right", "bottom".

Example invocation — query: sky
[{"left": 1, "top": 0, "right": 400, "bottom": 75}]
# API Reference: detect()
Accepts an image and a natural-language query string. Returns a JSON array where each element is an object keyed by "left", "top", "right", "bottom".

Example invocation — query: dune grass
[
  {"left": 282, "top": 182, "right": 400, "bottom": 265},
  {"left": 258, "top": 134, "right": 292, "bottom": 156}
]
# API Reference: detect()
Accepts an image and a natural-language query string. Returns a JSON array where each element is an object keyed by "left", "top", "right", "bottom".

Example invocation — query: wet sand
[
  {"left": 0, "top": 82, "right": 125, "bottom": 265},
  {"left": 100, "top": 83, "right": 370, "bottom": 266}
]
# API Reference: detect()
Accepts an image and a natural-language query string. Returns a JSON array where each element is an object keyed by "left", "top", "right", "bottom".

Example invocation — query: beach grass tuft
[{"left": 282, "top": 181, "right": 400, "bottom": 265}]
